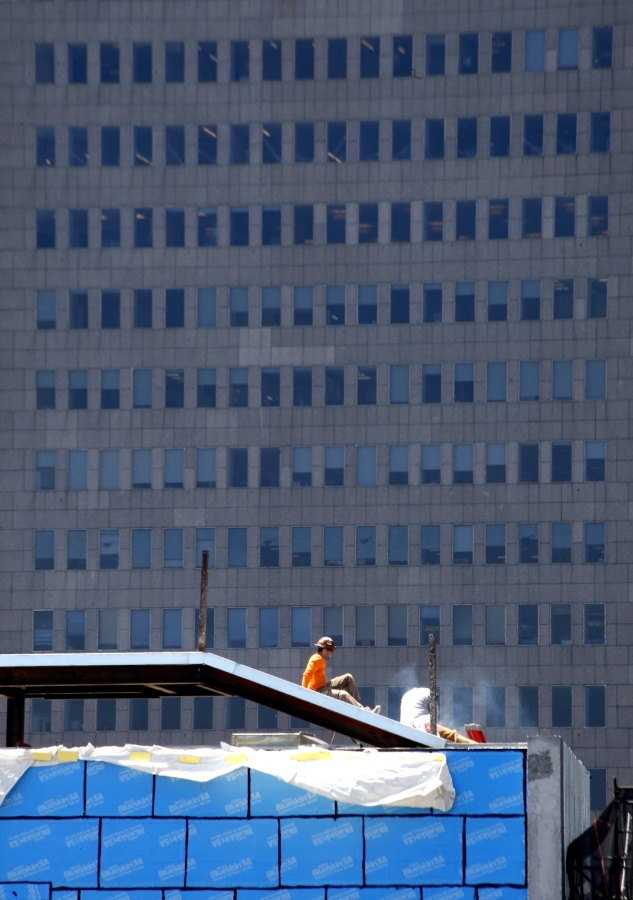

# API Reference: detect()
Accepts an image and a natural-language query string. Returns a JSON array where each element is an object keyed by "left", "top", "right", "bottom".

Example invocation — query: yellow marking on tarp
[
  {"left": 290, "top": 751, "right": 332, "bottom": 761},
  {"left": 224, "top": 753, "right": 248, "bottom": 764}
]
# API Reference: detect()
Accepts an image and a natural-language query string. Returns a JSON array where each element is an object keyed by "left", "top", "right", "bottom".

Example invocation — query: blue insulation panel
[{"left": 0, "top": 749, "right": 529, "bottom": 895}]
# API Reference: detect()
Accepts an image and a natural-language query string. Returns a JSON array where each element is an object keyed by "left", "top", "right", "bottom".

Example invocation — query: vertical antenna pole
[
  {"left": 197, "top": 549, "right": 209, "bottom": 651},
  {"left": 429, "top": 633, "right": 437, "bottom": 735}
]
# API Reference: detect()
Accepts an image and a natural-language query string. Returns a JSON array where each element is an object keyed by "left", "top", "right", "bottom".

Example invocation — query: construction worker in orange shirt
[{"left": 302, "top": 636, "right": 381, "bottom": 714}]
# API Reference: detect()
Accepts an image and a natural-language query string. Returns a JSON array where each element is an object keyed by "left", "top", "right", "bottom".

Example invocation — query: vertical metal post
[
  {"left": 6, "top": 697, "right": 25, "bottom": 747},
  {"left": 429, "top": 633, "right": 437, "bottom": 735},
  {"left": 197, "top": 549, "right": 209, "bottom": 652}
]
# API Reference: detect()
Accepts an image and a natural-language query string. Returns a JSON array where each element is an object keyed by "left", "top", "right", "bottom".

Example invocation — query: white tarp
[{"left": 0, "top": 743, "right": 455, "bottom": 811}]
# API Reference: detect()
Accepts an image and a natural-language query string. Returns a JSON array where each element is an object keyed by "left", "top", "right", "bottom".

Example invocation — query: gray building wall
[{"left": 1, "top": 0, "right": 631, "bottom": 810}]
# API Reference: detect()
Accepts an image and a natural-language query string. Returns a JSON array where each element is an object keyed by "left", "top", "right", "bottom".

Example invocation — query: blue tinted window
[
  {"left": 491, "top": 32, "right": 512, "bottom": 73},
  {"left": 295, "top": 39, "right": 314, "bottom": 79},
  {"left": 327, "top": 38, "right": 347, "bottom": 78},
  {"left": 326, "top": 285, "right": 345, "bottom": 325},
  {"left": 524, "top": 30, "right": 544, "bottom": 72},
  {"left": 36, "top": 371, "right": 55, "bottom": 409},
  {"left": 36, "top": 209, "right": 56, "bottom": 248},
  {"left": 198, "top": 42, "right": 217, "bottom": 82},
  {"left": 67, "top": 44, "right": 87, "bottom": 83},
  {"left": 69, "top": 291, "right": 88, "bottom": 329},
  {"left": 556, "top": 113, "right": 577, "bottom": 154},
  {"left": 423, "top": 202, "right": 443, "bottom": 241},
  {"left": 36, "top": 290, "right": 56, "bottom": 330},
  {"left": 360, "top": 37, "right": 380, "bottom": 78},
  {"left": 459, "top": 33, "right": 478, "bottom": 74},
  {"left": 592, "top": 27, "right": 612, "bottom": 69},
  {"left": 424, "top": 119, "right": 444, "bottom": 159},
  {"left": 488, "top": 199, "right": 509, "bottom": 239},
  {"left": 293, "top": 205, "right": 313, "bottom": 244},
  {"left": 101, "top": 126, "right": 120, "bottom": 166},
  {"left": 457, "top": 117, "right": 477, "bottom": 158},
  {"left": 35, "top": 44, "right": 55, "bottom": 84},
  {"left": 590, "top": 112, "right": 610, "bottom": 153},
  {"left": 262, "top": 40, "right": 282, "bottom": 80},
  {"left": 133, "top": 208, "right": 153, "bottom": 247},
  {"left": 327, "top": 121, "right": 346, "bottom": 163},
  {"left": 359, "top": 121, "right": 379, "bottom": 161},
  {"left": 588, "top": 196, "right": 609, "bottom": 237},
  {"left": 228, "top": 531, "right": 248, "bottom": 569},
  {"left": 230, "top": 41, "right": 249, "bottom": 82},
  {"left": 36, "top": 128, "right": 55, "bottom": 167},
  {"left": 523, "top": 115, "right": 543, "bottom": 156},
  {"left": 393, "top": 35, "right": 412, "bottom": 77},
  {"left": 262, "top": 206, "right": 281, "bottom": 246},
  {"left": 392, "top": 120, "right": 412, "bottom": 160},
  {"left": 521, "top": 198, "right": 542, "bottom": 238},
  {"left": 100, "top": 43, "right": 120, "bottom": 83},
  {"left": 101, "top": 291, "right": 121, "bottom": 328},
  {"left": 326, "top": 204, "right": 346, "bottom": 244},
  {"left": 165, "top": 42, "right": 184, "bottom": 82},
  {"left": 230, "top": 207, "right": 249, "bottom": 246},
  {"left": 490, "top": 116, "right": 510, "bottom": 156},
  {"left": 198, "top": 125, "right": 217, "bottom": 164},
  {"left": 358, "top": 203, "right": 378, "bottom": 243},
  {"left": 295, "top": 122, "right": 314, "bottom": 162},
  {"left": 165, "top": 208, "right": 185, "bottom": 247},
  {"left": 423, "top": 284, "right": 442, "bottom": 323},
  {"left": 35, "top": 531, "right": 55, "bottom": 571},
  {"left": 426, "top": 35, "right": 445, "bottom": 75},
  {"left": 455, "top": 282, "right": 475, "bottom": 322},
  {"left": 262, "top": 123, "right": 282, "bottom": 163},
  {"left": 455, "top": 200, "right": 476, "bottom": 240},
  {"left": 68, "top": 126, "right": 88, "bottom": 166},
  {"left": 554, "top": 197, "right": 576, "bottom": 237},
  {"left": 165, "top": 125, "right": 185, "bottom": 165},
  {"left": 100, "top": 369, "right": 120, "bottom": 408},
  {"left": 133, "top": 43, "right": 152, "bottom": 83},
  {"left": 68, "top": 209, "right": 88, "bottom": 248},
  {"left": 101, "top": 209, "right": 121, "bottom": 247},
  {"left": 134, "top": 126, "right": 153, "bottom": 166},
  {"left": 197, "top": 207, "right": 217, "bottom": 246},
  {"left": 230, "top": 124, "right": 250, "bottom": 163},
  {"left": 391, "top": 202, "right": 410, "bottom": 242},
  {"left": 553, "top": 279, "right": 573, "bottom": 320},
  {"left": 558, "top": 29, "right": 578, "bottom": 70}
]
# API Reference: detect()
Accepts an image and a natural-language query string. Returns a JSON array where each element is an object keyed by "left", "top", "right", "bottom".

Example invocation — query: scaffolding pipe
[
  {"left": 197, "top": 550, "right": 209, "bottom": 652},
  {"left": 429, "top": 633, "right": 437, "bottom": 736}
]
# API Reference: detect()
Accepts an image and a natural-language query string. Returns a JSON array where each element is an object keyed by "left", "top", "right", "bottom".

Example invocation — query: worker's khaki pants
[
  {"left": 318, "top": 674, "right": 362, "bottom": 707},
  {"left": 437, "top": 724, "right": 475, "bottom": 744}
]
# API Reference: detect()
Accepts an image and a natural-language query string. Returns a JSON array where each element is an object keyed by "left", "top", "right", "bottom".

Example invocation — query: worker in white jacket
[{"left": 400, "top": 687, "right": 475, "bottom": 743}]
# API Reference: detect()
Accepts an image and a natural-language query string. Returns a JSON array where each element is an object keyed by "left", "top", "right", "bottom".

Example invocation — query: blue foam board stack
[{"left": 0, "top": 749, "right": 528, "bottom": 899}]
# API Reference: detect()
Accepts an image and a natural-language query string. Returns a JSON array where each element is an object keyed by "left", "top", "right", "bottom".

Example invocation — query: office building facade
[{"left": 1, "top": 0, "right": 631, "bottom": 809}]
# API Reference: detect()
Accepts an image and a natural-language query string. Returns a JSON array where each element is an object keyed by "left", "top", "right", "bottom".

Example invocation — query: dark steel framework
[
  {"left": 0, "top": 650, "right": 447, "bottom": 751},
  {"left": 567, "top": 782, "right": 633, "bottom": 899}
]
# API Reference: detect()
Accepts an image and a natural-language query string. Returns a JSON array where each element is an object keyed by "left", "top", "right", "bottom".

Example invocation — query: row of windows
[
  {"left": 35, "top": 111, "right": 611, "bottom": 168},
  {"left": 31, "top": 601, "right": 607, "bottom": 654},
  {"left": 33, "top": 521, "right": 607, "bottom": 571},
  {"left": 35, "top": 359, "right": 609, "bottom": 412},
  {"left": 24, "top": 683, "right": 612, "bottom": 739},
  {"left": 35, "top": 279, "right": 609, "bottom": 331},
  {"left": 34, "top": 441, "right": 608, "bottom": 494},
  {"left": 35, "top": 195, "right": 611, "bottom": 248},
  {"left": 33, "top": 27, "right": 614, "bottom": 86}
]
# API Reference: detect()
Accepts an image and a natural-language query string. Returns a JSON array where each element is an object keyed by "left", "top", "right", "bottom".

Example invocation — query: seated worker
[
  {"left": 302, "top": 636, "right": 380, "bottom": 714},
  {"left": 400, "top": 686, "right": 475, "bottom": 744}
]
